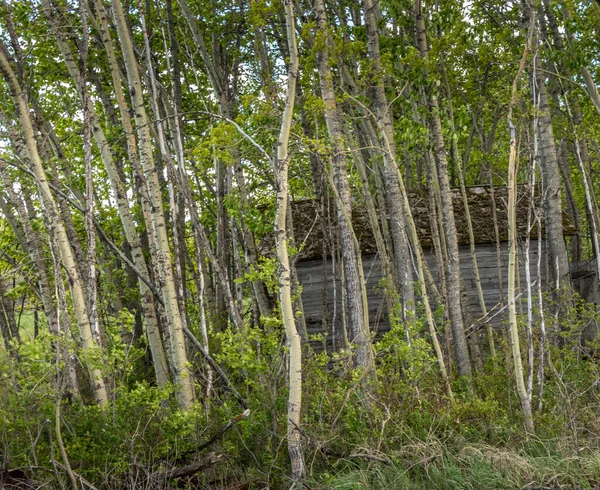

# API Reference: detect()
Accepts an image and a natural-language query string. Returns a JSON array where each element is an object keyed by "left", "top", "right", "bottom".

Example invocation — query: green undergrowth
[
  {"left": 1, "top": 310, "right": 599, "bottom": 489},
  {"left": 318, "top": 440, "right": 600, "bottom": 490}
]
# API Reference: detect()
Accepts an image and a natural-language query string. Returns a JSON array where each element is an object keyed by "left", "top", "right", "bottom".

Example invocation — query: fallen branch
[
  {"left": 151, "top": 452, "right": 224, "bottom": 482},
  {"left": 52, "top": 460, "right": 100, "bottom": 490},
  {"left": 183, "top": 326, "right": 248, "bottom": 410},
  {"left": 197, "top": 409, "right": 250, "bottom": 453},
  {"left": 466, "top": 283, "right": 536, "bottom": 337}
]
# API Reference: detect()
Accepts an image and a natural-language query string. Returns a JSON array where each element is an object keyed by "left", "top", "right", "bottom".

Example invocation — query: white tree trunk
[
  {"left": 110, "top": 0, "right": 195, "bottom": 409},
  {"left": 0, "top": 46, "right": 108, "bottom": 406},
  {"left": 276, "top": 0, "right": 304, "bottom": 481},
  {"left": 507, "top": 29, "right": 534, "bottom": 434},
  {"left": 43, "top": 0, "right": 171, "bottom": 389}
]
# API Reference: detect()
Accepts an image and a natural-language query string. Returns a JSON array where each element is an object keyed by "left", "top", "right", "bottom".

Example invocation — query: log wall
[{"left": 296, "top": 239, "right": 547, "bottom": 349}]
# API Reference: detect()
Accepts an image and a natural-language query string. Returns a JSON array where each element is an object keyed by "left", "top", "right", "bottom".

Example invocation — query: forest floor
[
  {"left": 2, "top": 317, "right": 599, "bottom": 489},
  {"left": 315, "top": 441, "right": 600, "bottom": 489}
]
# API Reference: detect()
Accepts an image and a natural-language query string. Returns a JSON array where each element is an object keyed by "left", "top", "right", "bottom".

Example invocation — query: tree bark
[
  {"left": 534, "top": 59, "right": 571, "bottom": 297},
  {"left": 44, "top": 0, "right": 171, "bottom": 389},
  {"left": 415, "top": 0, "right": 472, "bottom": 378},
  {"left": 110, "top": 0, "right": 195, "bottom": 408},
  {"left": 441, "top": 60, "right": 495, "bottom": 360},
  {"left": 276, "top": 0, "right": 304, "bottom": 481},
  {"left": 0, "top": 44, "right": 108, "bottom": 406},
  {"left": 0, "top": 136, "right": 57, "bottom": 336},
  {"left": 364, "top": 0, "right": 415, "bottom": 321},
  {"left": 507, "top": 26, "right": 535, "bottom": 434},
  {"left": 314, "top": 0, "right": 375, "bottom": 376}
]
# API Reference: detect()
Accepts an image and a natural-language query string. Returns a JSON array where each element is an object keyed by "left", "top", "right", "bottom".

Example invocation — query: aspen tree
[
  {"left": 0, "top": 44, "right": 108, "bottom": 406},
  {"left": 415, "top": 0, "right": 472, "bottom": 378},
  {"left": 0, "top": 274, "right": 20, "bottom": 349},
  {"left": 539, "top": 2, "right": 583, "bottom": 263},
  {"left": 80, "top": 0, "right": 102, "bottom": 360},
  {"left": 41, "top": 0, "right": 171, "bottom": 389},
  {"left": 299, "top": 22, "right": 395, "bottom": 345},
  {"left": 276, "top": 0, "right": 304, "bottom": 480},
  {"left": 365, "top": 82, "right": 454, "bottom": 402},
  {"left": 555, "top": 4, "right": 600, "bottom": 293},
  {"left": 110, "top": 0, "right": 195, "bottom": 408},
  {"left": 363, "top": 0, "right": 415, "bottom": 321},
  {"left": 527, "top": 5, "right": 572, "bottom": 300},
  {"left": 341, "top": 120, "right": 397, "bottom": 321},
  {"left": 0, "top": 125, "right": 58, "bottom": 336},
  {"left": 179, "top": 0, "right": 272, "bottom": 322},
  {"left": 313, "top": 0, "right": 375, "bottom": 376},
  {"left": 440, "top": 60, "right": 496, "bottom": 359},
  {"left": 507, "top": 23, "right": 535, "bottom": 434}
]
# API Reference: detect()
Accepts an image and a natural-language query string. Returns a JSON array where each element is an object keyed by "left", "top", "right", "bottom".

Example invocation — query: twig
[
  {"left": 150, "top": 452, "right": 224, "bottom": 482},
  {"left": 183, "top": 326, "right": 248, "bottom": 410},
  {"left": 466, "top": 283, "right": 536, "bottom": 337},
  {"left": 196, "top": 409, "right": 250, "bottom": 453},
  {"left": 52, "top": 461, "right": 99, "bottom": 490}
]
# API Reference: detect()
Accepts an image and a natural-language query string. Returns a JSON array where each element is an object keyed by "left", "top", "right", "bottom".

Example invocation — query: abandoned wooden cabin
[{"left": 283, "top": 185, "right": 590, "bottom": 349}]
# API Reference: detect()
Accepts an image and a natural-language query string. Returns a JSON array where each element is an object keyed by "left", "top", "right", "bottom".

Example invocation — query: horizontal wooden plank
[{"left": 297, "top": 244, "right": 549, "bottom": 347}]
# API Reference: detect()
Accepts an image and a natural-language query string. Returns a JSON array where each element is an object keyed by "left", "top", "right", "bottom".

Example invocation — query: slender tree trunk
[
  {"left": 342, "top": 120, "right": 396, "bottom": 319},
  {"left": 0, "top": 279, "right": 19, "bottom": 350},
  {"left": 110, "top": 0, "right": 194, "bottom": 408},
  {"left": 415, "top": 1, "right": 471, "bottom": 378},
  {"left": 0, "top": 44, "right": 108, "bottom": 406},
  {"left": 179, "top": 0, "right": 271, "bottom": 322},
  {"left": 441, "top": 61, "right": 496, "bottom": 360},
  {"left": 557, "top": 140, "right": 582, "bottom": 262},
  {"left": 531, "top": 13, "right": 571, "bottom": 299},
  {"left": 536, "top": 211, "right": 547, "bottom": 411},
  {"left": 276, "top": 0, "right": 304, "bottom": 481},
  {"left": 0, "top": 151, "right": 57, "bottom": 335},
  {"left": 214, "top": 158, "right": 231, "bottom": 332},
  {"left": 525, "top": 146, "right": 538, "bottom": 401},
  {"left": 81, "top": 3, "right": 104, "bottom": 363},
  {"left": 507, "top": 28, "right": 535, "bottom": 434},
  {"left": 364, "top": 0, "right": 415, "bottom": 320},
  {"left": 44, "top": 0, "right": 171, "bottom": 389},
  {"left": 563, "top": 100, "right": 600, "bottom": 298},
  {"left": 0, "top": 290, "right": 13, "bottom": 352},
  {"left": 370, "top": 91, "right": 454, "bottom": 402},
  {"left": 313, "top": 0, "right": 375, "bottom": 375},
  {"left": 556, "top": 4, "right": 600, "bottom": 289}
]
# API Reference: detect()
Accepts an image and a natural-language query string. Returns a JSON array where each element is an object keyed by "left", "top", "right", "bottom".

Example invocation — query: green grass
[{"left": 317, "top": 442, "right": 600, "bottom": 489}]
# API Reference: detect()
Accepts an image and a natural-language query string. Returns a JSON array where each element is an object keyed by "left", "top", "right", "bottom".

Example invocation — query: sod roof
[{"left": 259, "top": 185, "right": 576, "bottom": 260}]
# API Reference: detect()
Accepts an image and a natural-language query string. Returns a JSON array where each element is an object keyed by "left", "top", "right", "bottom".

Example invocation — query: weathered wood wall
[
  {"left": 571, "top": 261, "right": 600, "bottom": 342},
  {"left": 297, "top": 240, "right": 546, "bottom": 349}
]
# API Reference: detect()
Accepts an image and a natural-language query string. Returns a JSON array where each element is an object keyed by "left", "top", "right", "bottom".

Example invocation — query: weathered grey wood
[{"left": 296, "top": 240, "right": 547, "bottom": 350}]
